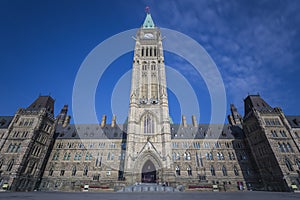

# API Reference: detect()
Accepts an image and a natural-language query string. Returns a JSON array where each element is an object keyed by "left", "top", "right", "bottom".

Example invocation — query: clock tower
[{"left": 124, "top": 9, "right": 173, "bottom": 184}]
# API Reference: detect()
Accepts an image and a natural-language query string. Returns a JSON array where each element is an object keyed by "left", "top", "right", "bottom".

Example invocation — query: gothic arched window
[
  {"left": 295, "top": 159, "right": 300, "bottom": 170},
  {"left": 187, "top": 152, "right": 191, "bottom": 160},
  {"left": 83, "top": 165, "right": 88, "bottom": 176},
  {"left": 209, "top": 152, "right": 213, "bottom": 160},
  {"left": 234, "top": 165, "right": 239, "bottom": 176},
  {"left": 187, "top": 165, "right": 192, "bottom": 176},
  {"left": 175, "top": 166, "right": 180, "bottom": 176},
  {"left": 0, "top": 159, "right": 3, "bottom": 169},
  {"left": 72, "top": 166, "right": 76, "bottom": 176},
  {"left": 217, "top": 152, "right": 221, "bottom": 160},
  {"left": 7, "top": 159, "right": 14, "bottom": 171},
  {"left": 222, "top": 165, "right": 227, "bottom": 176},
  {"left": 172, "top": 152, "right": 176, "bottom": 161},
  {"left": 210, "top": 165, "right": 215, "bottom": 176},
  {"left": 176, "top": 153, "right": 180, "bottom": 160},
  {"left": 183, "top": 152, "right": 187, "bottom": 160},
  {"left": 143, "top": 114, "right": 154, "bottom": 134},
  {"left": 287, "top": 143, "right": 294, "bottom": 152},
  {"left": 285, "top": 158, "right": 294, "bottom": 171},
  {"left": 49, "top": 167, "right": 53, "bottom": 176},
  {"left": 278, "top": 142, "right": 284, "bottom": 152},
  {"left": 64, "top": 152, "right": 68, "bottom": 160}
]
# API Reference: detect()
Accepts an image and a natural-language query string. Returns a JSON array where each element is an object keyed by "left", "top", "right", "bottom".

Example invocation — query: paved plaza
[{"left": 0, "top": 191, "right": 300, "bottom": 200}]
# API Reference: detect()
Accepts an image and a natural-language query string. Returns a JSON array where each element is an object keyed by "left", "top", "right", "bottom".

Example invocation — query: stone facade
[
  {"left": 0, "top": 12, "right": 300, "bottom": 192},
  {"left": 0, "top": 96, "right": 56, "bottom": 191}
]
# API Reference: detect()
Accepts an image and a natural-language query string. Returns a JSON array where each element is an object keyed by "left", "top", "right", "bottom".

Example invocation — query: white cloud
[{"left": 150, "top": 0, "right": 300, "bottom": 116}]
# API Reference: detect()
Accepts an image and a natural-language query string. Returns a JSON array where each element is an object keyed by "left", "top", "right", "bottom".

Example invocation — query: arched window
[
  {"left": 67, "top": 153, "right": 71, "bottom": 160},
  {"left": 205, "top": 153, "right": 209, "bottom": 160},
  {"left": 273, "top": 130, "right": 278, "bottom": 137},
  {"left": 209, "top": 152, "right": 213, "bottom": 160},
  {"left": 141, "top": 47, "right": 144, "bottom": 57},
  {"left": 217, "top": 152, "right": 221, "bottom": 160},
  {"left": 278, "top": 143, "right": 284, "bottom": 152},
  {"left": 154, "top": 47, "right": 157, "bottom": 57},
  {"left": 234, "top": 165, "right": 239, "bottom": 176},
  {"left": 184, "top": 152, "right": 187, "bottom": 160},
  {"left": 111, "top": 153, "right": 114, "bottom": 160},
  {"left": 222, "top": 165, "right": 227, "bottom": 176},
  {"left": 187, "top": 152, "right": 191, "bottom": 160},
  {"left": 231, "top": 152, "right": 236, "bottom": 160},
  {"left": 282, "top": 143, "right": 288, "bottom": 152},
  {"left": 172, "top": 152, "right": 176, "bottom": 161},
  {"left": 6, "top": 143, "right": 12, "bottom": 152},
  {"left": 287, "top": 143, "right": 294, "bottom": 152},
  {"left": 7, "top": 159, "right": 14, "bottom": 171},
  {"left": 220, "top": 152, "right": 224, "bottom": 160},
  {"left": 228, "top": 152, "right": 232, "bottom": 160},
  {"left": 64, "top": 152, "right": 68, "bottom": 160},
  {"left": 177, "top": 153, "right": 180, "bottom": 160},
  {"left": 83, "top": 165, "right": 88, "bottom": 176},
  {"left": 195, "top": 152, "right": 200, "bottom": 167},
  {"left": 187, "top": 165, "right": 192, "bottom": 176},
  {"left": 107, "top": 152, "right": 111, "bottom": 160},
  {"left": 0, "top": 159, "right": 3, "bottom": 169},
  {"left": 282, "top": 130, "right": 287, "bottom": 137},
  {"left": 280, "top": 130, "right": 287, "bottom": 137},
  {"left": 71, "top": 166, "right": 76, "bottom": 176},
  {"left": 150, "top": 47, "right": 153, "bottom": 56},
  {"left": 210, "top": 165, "right": 215, "bottom": 176},
  {"left": 295, "top": 159, "right": 300, "bottom": 170},
  {"left": 49, "top": 167, "right": 53, "bottom": 176},
  {"left": 16, "top": 143, "right": 21, "bottom": 152},
  {"left": 146, "top": 47, "right": 149, "bottom": 56},
  {"left": 143, "top": 114, "right": 154, "bottom": 134},
  {"left": 285, "top": 158, "right": 294, "bottom": 171},
  {"left": 175, "top": 166, "right": 180, "bottom": 176}
]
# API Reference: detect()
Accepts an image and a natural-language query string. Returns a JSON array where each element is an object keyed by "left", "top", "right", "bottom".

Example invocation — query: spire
[{"left": 143, "top": 6, "right": 155, "bottom": 29}]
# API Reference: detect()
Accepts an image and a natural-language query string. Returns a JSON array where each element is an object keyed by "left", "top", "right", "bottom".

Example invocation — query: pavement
[{"left": 0, "top": 191, "right": 300, "bottom": 200}]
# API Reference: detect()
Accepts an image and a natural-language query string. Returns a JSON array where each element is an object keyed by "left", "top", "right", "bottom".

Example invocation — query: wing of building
[{"left": 0, "top": 11, "right": 300, "bottom": 192}]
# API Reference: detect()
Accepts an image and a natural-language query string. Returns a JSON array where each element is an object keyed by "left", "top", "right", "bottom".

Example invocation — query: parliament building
[{"left": 0, "top": 11, "right": 300, "bottom": 192}]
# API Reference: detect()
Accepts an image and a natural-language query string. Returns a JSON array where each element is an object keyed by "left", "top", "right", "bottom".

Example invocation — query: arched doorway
[{"left": 141, "top": 160, "right": 156, "bottom": 183}]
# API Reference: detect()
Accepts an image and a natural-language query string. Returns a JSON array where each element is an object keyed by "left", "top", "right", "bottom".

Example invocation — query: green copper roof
[{"left": 143, "top": 13, "right": 155, "bottom": 29}]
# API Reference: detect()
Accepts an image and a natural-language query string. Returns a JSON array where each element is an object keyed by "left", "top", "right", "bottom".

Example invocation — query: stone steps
[{"left": 118, "top": 183, "right": 180, "bottom": 192}]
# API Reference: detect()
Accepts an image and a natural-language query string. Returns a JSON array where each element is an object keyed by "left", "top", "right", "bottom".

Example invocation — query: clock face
[{"left": 143, "top": 33, "right": 154, "bottom": 39}]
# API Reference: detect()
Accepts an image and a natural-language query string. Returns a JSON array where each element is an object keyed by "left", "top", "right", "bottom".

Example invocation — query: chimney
[
  {"left": 101, "top": 115, "right": 107, "bottom": 128},
  {"left": 182, "top": 115, "right": 187, "bottom": 127},
  {"left": 192, "top": 115, "right": 197, "bottom": 127},
  {"left": 111, "top": 115, "right": 116, "bottom": 128}
]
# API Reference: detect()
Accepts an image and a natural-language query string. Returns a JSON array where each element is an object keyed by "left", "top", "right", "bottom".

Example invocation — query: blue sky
[{"left": 0, "top": 0, "right": 300, "bottom": 124}]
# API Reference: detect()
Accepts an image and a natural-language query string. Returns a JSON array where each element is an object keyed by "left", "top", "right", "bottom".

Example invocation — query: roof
[
  {"left": 55, "top": 123, "right": 243, "bottom": 140},
  {"left": 143, "top": 13, "right": 155, "bottom": 29},
  {"left": 0, "top": 116, "right": 13, "bottom": 129},
  {"left": 244, "top": 95, "right": 273, "bottom": 117},
  {"left": 55, "top": 124, "right": 127, "bottom": 139},
  {"left": 286, "top": 116, "right": 300, "bottom": 128},
  {"left": 27, "top": 96, "right": 55, "bottom": 114},
  {"left": 170, "top": 124, "right": 244, "bottom": 139}
]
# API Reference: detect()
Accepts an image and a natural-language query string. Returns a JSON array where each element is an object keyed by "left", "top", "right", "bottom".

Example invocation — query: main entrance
[{"left": 141, "top": 160, "right": 156, "bottom": 183}]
